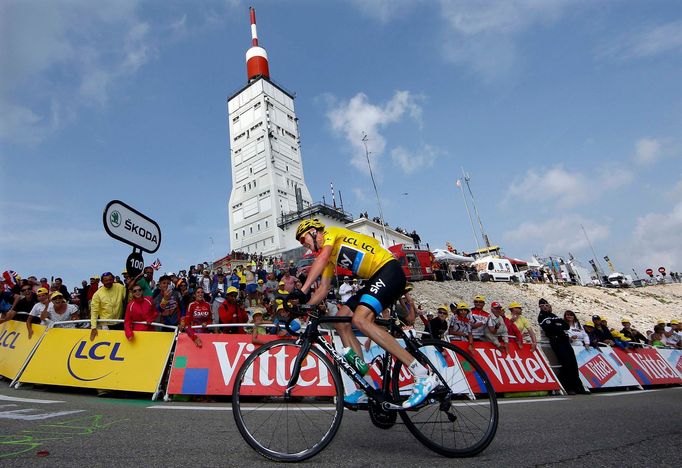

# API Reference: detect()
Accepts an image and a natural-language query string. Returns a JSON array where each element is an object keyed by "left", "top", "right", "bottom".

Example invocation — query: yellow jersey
[{"left": 321, "top": 226, "right": 394, "bottom": 279}]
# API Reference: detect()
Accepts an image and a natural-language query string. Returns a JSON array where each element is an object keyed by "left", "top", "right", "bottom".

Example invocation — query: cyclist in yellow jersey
[{"left": 297, "top": 219, "right": 438, "bottom": 408}]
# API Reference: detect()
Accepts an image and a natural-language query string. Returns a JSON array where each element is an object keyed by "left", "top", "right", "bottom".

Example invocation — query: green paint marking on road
[
  {"left": 0, "top": 414, "right": 127, "bottom": 459},
  {"left": 175, "top": 356, "right": 187, "bottom": 368}
]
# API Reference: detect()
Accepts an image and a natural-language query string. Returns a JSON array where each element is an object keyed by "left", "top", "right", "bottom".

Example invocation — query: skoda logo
[{"left": 110, "top": 210, "right": 121, "bottom": 227}]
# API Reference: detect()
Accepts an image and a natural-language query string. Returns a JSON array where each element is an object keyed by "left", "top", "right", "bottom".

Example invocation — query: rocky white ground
[{"left": 410, "top": 280, "right": 682, "bottom": 335}]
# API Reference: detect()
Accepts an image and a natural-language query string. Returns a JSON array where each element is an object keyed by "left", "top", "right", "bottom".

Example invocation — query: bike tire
[
  {"left": 391, "top": 339, "right": 498, "bottom": 457},
  {"left": 232, "top": 339, "right": 344, "bottom": 462}
]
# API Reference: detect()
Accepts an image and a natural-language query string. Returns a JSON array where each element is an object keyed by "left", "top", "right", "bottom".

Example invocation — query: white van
[{"left": 472, "top": 256, "right": 518, "bottom": 282}]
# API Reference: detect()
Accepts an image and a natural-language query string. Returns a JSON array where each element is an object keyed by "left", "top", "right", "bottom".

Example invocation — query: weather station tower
[{"left": 227, "top": 7, "right": 314, "bottom": 255}]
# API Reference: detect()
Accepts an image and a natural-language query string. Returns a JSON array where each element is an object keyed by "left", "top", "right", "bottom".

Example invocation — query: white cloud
[
  {"left": 391, "top": 145, "right": 439, "bottom": 174},
  {"left": 633, "top": 138, "right": 662, "bottom": 165},
  {"left": 0, "top": 0, "right": 158, "bottom": 144},
  {"left": 597, "top": 20, "right": 682, "bottom": 61},
  {"left": 506, "top": 165, "right": 632, "bottom": 209},
  {"left": 438, "top": 0, "right": 576, "bottom": 80},
  {"left": 505, "top": 215, "right": 610, "bottom": 255},
  {"left": 631, "top": 199, "right": 682, "bottom": 270},
  {"left": 348, "top": 0, "right": 419, "bottom": 22},
  {"left": 326, "top": 90, "right": 423, "bottom": 172}
]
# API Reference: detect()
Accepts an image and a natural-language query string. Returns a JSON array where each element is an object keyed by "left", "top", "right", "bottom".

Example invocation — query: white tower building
[{"left": 227, "top": 8, "right": 313, "bottom": 254}]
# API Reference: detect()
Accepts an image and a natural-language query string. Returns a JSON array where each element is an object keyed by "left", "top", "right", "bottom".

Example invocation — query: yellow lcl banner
[
  {"left": 0, "top": 320, "right": 46, "bottom": 380},
  {"left": 20, "top": 328, "right": 175, "bottom": 393}
]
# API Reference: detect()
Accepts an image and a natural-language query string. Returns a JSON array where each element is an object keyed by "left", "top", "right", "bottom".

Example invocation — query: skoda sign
[{"left": 103, "top": 200, "right": 161, "bottom": 253}]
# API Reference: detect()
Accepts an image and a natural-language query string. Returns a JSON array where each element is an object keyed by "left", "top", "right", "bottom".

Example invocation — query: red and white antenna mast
[{"left": 246, "top": 7, "right": 270, "bottom": 81}]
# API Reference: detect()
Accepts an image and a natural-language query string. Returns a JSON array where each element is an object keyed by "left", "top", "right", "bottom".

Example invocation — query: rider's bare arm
[
  {"left": 301, "top": 245, "right": 333, "bottom": 295},
  {"left": 307, "top": 275, "right": 332, "bottom": 307}
]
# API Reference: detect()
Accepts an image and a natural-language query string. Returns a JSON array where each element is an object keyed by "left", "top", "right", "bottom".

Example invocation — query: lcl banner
[
  {"left": 573, "top": 346, "right": 640, "bottom": 389},
  {"left": 167, "top": 334, "right": 336, "bottom": 396},
  {"left": 19, "top": 328, "right": 175, "bottom": 392},
  {"left": 451, "top": 341, "right": 561, "bottom": 393},
  {"left": 655, "top": 349, "right": 682, "bottom": 379},
  {"left": 613, "top": 347, "right": 682, "bottom": 386},
  {"left": 0, "top": 320, "right": 46, "bottom": 380}
]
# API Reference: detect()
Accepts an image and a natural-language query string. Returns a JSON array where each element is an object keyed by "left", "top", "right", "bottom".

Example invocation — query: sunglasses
[
  {"left": 438, "top": 311, "right": 447, "bottom": 315},
  {"left": 22, "top": 288, "right": 31, "bottom": 292},
  {"left": 132, "top": 288, "right": 142, "bottom": 293}
]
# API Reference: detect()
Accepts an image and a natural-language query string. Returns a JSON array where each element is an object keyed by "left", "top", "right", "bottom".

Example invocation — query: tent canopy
[{"left": 432, "top": 249, "right": 474, "bottom": 265}]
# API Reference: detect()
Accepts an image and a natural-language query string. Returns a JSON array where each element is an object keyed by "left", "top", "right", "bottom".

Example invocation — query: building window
[
  {"left": 257, "top": 223, "right": 260, "bottom": 231},
  {"left": 265, "top": 221, "right": 268, "bottom": 228},
  {"left": 250, "top": 227, "right": 253, "bottom": 234},
  {"left": 236, "top": 233, "right": 238, "bottom": 239}
]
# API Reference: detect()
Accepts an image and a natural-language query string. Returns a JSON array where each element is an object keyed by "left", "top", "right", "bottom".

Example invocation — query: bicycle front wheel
[
  {"left": 392, "top": 339, "right": 498, "bottom": 457},
  {"left": 232, "top": 339, "right": 344, "bottom": 462}
]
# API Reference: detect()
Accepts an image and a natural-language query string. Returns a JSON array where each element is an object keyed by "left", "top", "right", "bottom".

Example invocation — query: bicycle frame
[{"left": 286, "top": 312, "right": 452, "bottom": 407}]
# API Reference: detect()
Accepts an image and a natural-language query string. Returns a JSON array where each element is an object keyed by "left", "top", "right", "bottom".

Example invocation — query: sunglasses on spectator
[
  {"left": 438, "top": 311, "right": 447, "bottom": 315},
  {"left": 132, "top": 288, "right": 142, "bottom": 293},
  {"left": 22, "top": 288, "right": 31, "bottom": 292}
]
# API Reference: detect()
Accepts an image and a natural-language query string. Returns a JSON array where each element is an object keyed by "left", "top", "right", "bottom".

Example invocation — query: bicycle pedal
[{"left": 380, "top": 402, "right": 405, "bottom": 411}]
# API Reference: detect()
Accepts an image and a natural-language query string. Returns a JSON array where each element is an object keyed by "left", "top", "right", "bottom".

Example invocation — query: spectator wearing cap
[
  {"left": 89, "top": 272, "right": 126, "bottom": 341},
  {"left": 288, "top": 260, "right": 297, "bottom": 277},
  {"left": 620, "top": 317, "right": 647, "bottom": 344},
  {"left": 662, "top": 326, "right": 681, "bottom": 349},
  {"left": 449, "top": 303, "right": 475, "bottom": 352},
  {"left": 483, "top": 302, "right": 510, "bottom": 354},
  {"left": 250, "top": 309, "right": 270, "bottom": 345},
  {"left": 236, "top": 265, "right": 247, "bottom": 296},
  {"left": 124, "top": 284, "right": 156, "bottom": 341},
  {"left": 256, "top": 279, "right": 265, "bottom": 304},
  {"left": 135, "top": 267, "right": 155, "bottom": 297},
  {"left": 563, "top": 310, "right": 590, "bottom": 348},
  {"left": 25, "top": 288, "right": 51, "bottom": 338},
  {"left": 395, "top": 283, "right": 417, "bottom": 326},
  {"left": 255, "top": 262, "right": 268, "bottom": 283},
  {"left": 351, "top": 278, "right": 360, "bottom": 294},
  {"left": 38, "top": 277, "right": 50, "bottom": 293},
  {"left": 537, "top": 298, "right": 583, "bottom": 395},
  {"left": 470, "top": 295, "right": 489, "bottom": 340},
  {"left": 339, "top": 276, "right": 353, "bottom": 304},
  {"left": 508, "top": 302, "right": 538, "bottom": 352},
  {"left": 427, "top": 305, "right": 449, "bottom": 340},
  {"left": 591, "top": 315, "right": 615, "bottom": 346},
  {"left": 276, "top": 281, "right": 289, "bottom": 298},
  {"left": 582, "top": 322, "right": 600, "bottom": 348},
  {"left": 218, "top": 286, "right": 248, "bottom": 334},
  {"left": 176, "top": 279, "right": 192, "bottom": 311}
]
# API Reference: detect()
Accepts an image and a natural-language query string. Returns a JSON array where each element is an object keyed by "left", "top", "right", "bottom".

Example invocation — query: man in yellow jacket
[{"left": 90, "top": 272, "right": 126, "bottom": 341}]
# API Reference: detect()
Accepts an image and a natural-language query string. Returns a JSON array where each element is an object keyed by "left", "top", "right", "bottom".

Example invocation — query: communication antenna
[
  {"left": 462, "top": 167, "right": 491, "bottom": 248},
  {"left": 457, "top": 178, "right": 480, "bottom": 251},
  {"left": 580, "top": 224, "right": 605, "bottom": 284},
  {"left": 362, "top": 132, "right": 389, "bottom": 246}
]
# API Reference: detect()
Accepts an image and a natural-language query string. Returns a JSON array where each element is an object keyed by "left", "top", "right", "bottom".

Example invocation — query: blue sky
[{"left": 1, "top": 0, "right": 681, "bottom": 288}]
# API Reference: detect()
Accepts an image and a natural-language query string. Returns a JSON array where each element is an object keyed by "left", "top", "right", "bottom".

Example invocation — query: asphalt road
[{"left": 0, "top": 384, "right": 680, "bottom": 467}]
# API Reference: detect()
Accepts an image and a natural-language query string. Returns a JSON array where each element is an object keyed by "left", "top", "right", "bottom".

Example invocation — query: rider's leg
[
  {"left": 333, "top": 305, "right": 363, "bottom": 358},
  {"left": 351, "top": 305, "right": 421, "bottom": 370}
]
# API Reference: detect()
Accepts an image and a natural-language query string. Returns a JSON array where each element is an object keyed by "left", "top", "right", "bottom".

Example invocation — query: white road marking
[
  {"left": 0, "top": 394, "right": 65, "bottom": 404},
  {"left": 497, "top": 397, "right": 569, "bottom": 405},
  {"left": 0, "top": 408, "right": 84, "bottom": 420},
  {"left": 148, "top": 405, "right": 338, "bottom": 412},
  {"left": 593, "top": 389, "right": 659, "bottom": 397}
]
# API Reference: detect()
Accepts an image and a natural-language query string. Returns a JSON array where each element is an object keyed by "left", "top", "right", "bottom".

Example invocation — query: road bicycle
[{"left": 231, "top": 300, "right": 498, "bottom": 461}]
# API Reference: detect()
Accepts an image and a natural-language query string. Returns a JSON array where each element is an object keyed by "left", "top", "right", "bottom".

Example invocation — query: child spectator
[{"left": 250, "top": 309, "right": 269, "bottom": 345}]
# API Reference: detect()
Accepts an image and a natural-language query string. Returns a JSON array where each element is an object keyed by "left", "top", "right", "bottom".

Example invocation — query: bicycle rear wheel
[
  {"left": 391, "top": 339, "right": 498, "bottom": 457},
  {"left": 232, "top": 339, "right": 344, "bottom": 462}
]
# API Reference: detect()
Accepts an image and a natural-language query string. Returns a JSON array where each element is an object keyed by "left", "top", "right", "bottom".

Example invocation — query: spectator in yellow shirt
[
  {"left": 508, "top": 302, "right": 537, "bottom": 352},
  {"left": 90, "top": 272, "right": 126, "bottom": 341}
]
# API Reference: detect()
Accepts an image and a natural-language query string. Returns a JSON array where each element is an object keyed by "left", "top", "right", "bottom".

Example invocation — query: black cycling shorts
[{"left": 345, "top": 260, "right": 406, "bottom": 316}]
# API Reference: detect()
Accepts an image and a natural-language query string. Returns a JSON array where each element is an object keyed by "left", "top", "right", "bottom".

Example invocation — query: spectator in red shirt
[
  {"left": 219, "top": 286, "right": 248, "bottom": 334},
  {"left": 87, "top": 276, "right": 100, "bottom": 303},
  {"left": 124, "top": 285, "right": 157, "bottom": 341},
  {"left": 185, "top": 287, "right": 213, "bottom": 335}
]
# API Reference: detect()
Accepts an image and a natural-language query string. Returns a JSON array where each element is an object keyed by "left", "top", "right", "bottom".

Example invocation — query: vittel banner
[
  {"left": 614, "top": 347, "right": 682, "bottom": 386},
  {"left": 655, "top": 349, "right": 682, "bottom": 379},
  {"left": 573, "top": 346, "right": 640, "bottom": 389},
  {"left": 451, "top": 341, "right": 561, "bottom": 393},
  {"left": 167, "top": 334, "right": 336, "bottom": 396}
]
